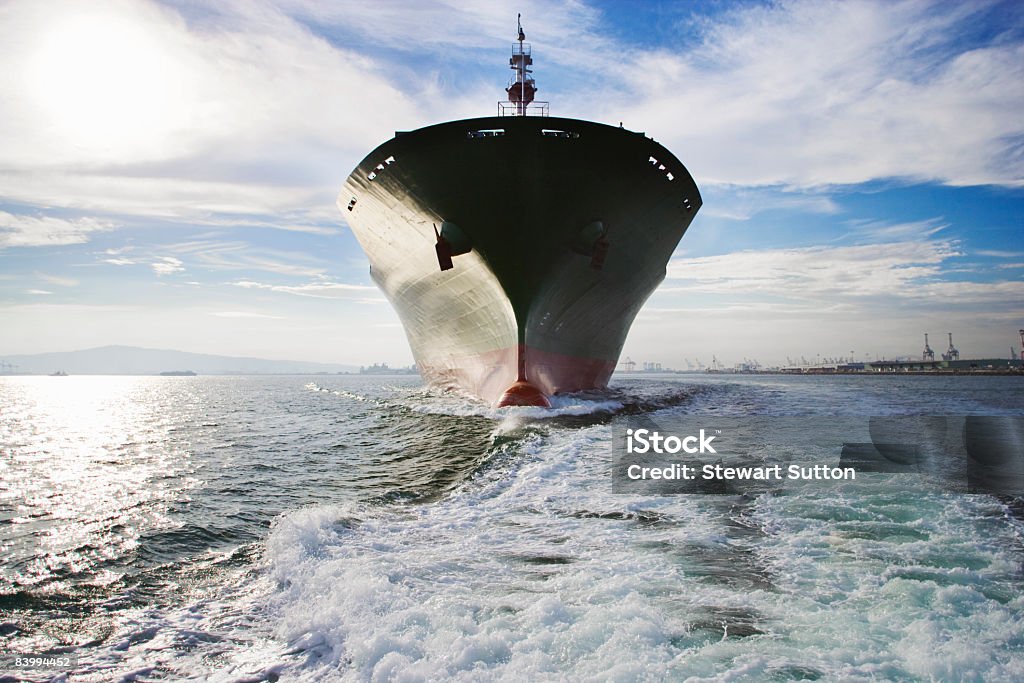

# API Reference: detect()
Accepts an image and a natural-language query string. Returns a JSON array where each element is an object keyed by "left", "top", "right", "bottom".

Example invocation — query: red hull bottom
[
  {"left": 497, "top": 381, "right": 551, "bottom": 408},
  {"left": 419, "top": 345, "right": 617, "bottom": 407}
]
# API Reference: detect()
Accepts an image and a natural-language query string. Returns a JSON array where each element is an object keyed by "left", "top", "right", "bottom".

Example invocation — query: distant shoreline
[
  {"left": 621, "top": 368, "right": 1024, "bottom": 377},
  {"left": 711, "top": 369, "right": 1024, "bottom": 377},
  {"left": 0, "top": 371, "right": 419, "bottom": 377},
  {"left": 2, "top": 369, "right": 1021, "bottom": 378}
]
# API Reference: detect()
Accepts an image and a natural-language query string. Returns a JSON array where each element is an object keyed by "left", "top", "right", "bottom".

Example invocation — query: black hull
[{"left": 340, "top": 116, "right": 701, "bottom": 403}]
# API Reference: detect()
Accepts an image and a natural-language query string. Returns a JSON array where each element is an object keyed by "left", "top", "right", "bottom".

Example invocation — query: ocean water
[{"left": 1, "top": 373, "right": 1022, "bottom": 682}]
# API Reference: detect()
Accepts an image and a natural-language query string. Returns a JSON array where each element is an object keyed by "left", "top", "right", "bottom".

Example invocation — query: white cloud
[
  {"left": 96, "top": 239, "right": 336, "bottom": 277},
  {"left": 1, "top": 0, "right": 1018, "bottom": 242},
  {"left": 165, "top": 240, "right": 329, "bottom": 277},
  {"left": 273, "top": 0, "right": 603, "bottom": 62},
  {"left": 26, "top": 289, "right": 51, "bottom": 295},
  {"left": 0, "top": 0, "right": 418, "bottom": 221},
  {"left": 976, "top": 249, "right": 1024, "bottom": 258},
  {"left": 845, "top": 217, "right": 949, "bottom": 241},
  {"left": 0, "top": 172, "right": 335, "bottom": 224},
  {"left": 34, "top": 272, "right": 79, "bottom": 287},
  {"left": 210, "top": 311, "right": 285, "bottom": 319},
  {"left": 230, "top": 279, "right": 380, "bottom": 299},
  {"left": 152, "top": 256, "right": 185, "bottom": 275},
  {"left": 0, "top": 0, "right": 418, "bottom": 167},
  {"left": 697, "top": 184, "right": 841, "bottom": 220},
  {"left": 189, "top": 215, "right": 341, "bottom": 236},
  {"left": 663, "top": 238, "right": 1024, "bottom": 308},
  {"left": 275, "top": 0, "right": 1024, "bottom": 192},
  {"left": 611, "top": 1, "right": 1024, "bottom": 187},
  {"left": 0, "top": 211, "right": 116, "bottom": 248}
]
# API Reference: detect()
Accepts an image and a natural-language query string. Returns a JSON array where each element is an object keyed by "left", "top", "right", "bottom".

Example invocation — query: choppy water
[{"left": 1, "top": 374, "right": 1023, "bottom": 681}]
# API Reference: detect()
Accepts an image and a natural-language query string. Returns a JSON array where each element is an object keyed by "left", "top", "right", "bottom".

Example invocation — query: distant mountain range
[{"left": 0, "top": 345, "right": 361, "bottom": 375}]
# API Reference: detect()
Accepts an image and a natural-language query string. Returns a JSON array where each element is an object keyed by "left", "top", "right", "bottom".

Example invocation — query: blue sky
[{"left": 0, "top": 0, "right": 1022, "bottom": 368}]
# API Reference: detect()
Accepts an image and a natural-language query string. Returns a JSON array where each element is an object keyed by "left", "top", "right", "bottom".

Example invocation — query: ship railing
[{"left": 498, "top": 101, "right": 549, "bottom": 117}]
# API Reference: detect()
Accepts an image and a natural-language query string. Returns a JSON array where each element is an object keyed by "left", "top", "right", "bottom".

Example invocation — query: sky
[{"left": 0, "top": 0, "right": 1022, "bottom": 368}]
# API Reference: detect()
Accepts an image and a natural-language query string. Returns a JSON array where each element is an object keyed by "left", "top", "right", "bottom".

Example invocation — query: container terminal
[{"left": 619, "top": 330, "right": 1024, "bottom": 375}]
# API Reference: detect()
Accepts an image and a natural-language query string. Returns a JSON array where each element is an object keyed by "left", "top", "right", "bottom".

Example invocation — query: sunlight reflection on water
[{"left": 1, "top": 377, "right": 198, "bottom": 589}]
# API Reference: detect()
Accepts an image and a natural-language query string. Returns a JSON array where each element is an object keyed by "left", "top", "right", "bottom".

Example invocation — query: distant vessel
[
  {"left": 49, "top": 370, "right": 68, "bottom": 376},
  {"left": 340, "top": 17, "right": 701, "bottom": 406},
  {"left": 159, "top": 370, "right": 197, "bottom": 376}
]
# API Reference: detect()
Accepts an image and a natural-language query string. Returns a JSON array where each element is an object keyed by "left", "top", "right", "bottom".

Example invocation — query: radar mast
[{"left": 499, "top": 15, "right": 548, "bottom": 116}]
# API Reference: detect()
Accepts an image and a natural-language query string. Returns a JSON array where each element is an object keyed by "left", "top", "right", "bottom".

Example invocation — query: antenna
[{"left": 499, "top": 15, "right": 547, "bottom": 116}]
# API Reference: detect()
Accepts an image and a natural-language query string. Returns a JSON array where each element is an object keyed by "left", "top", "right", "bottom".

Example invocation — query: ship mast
[{"left": 500, "top": 15, "right": 547, "bottom": 116}]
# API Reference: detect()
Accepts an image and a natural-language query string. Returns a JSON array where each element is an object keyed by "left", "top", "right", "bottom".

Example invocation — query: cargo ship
[{"left": 339, "top": 18, "right": 701, "bottom": 407}]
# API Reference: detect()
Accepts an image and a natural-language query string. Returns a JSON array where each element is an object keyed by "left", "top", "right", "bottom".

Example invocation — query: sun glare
[{"left": 28, "top": 11, "right": 189, "bottom": 158}]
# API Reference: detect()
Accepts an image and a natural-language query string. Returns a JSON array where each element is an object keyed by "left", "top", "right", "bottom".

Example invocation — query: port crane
[
  {"left": 941, "top": 332, "right": 959, "bottom": 361},
  {"left": 922, "top": 333, "right": 935, "bottom": 361}
]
